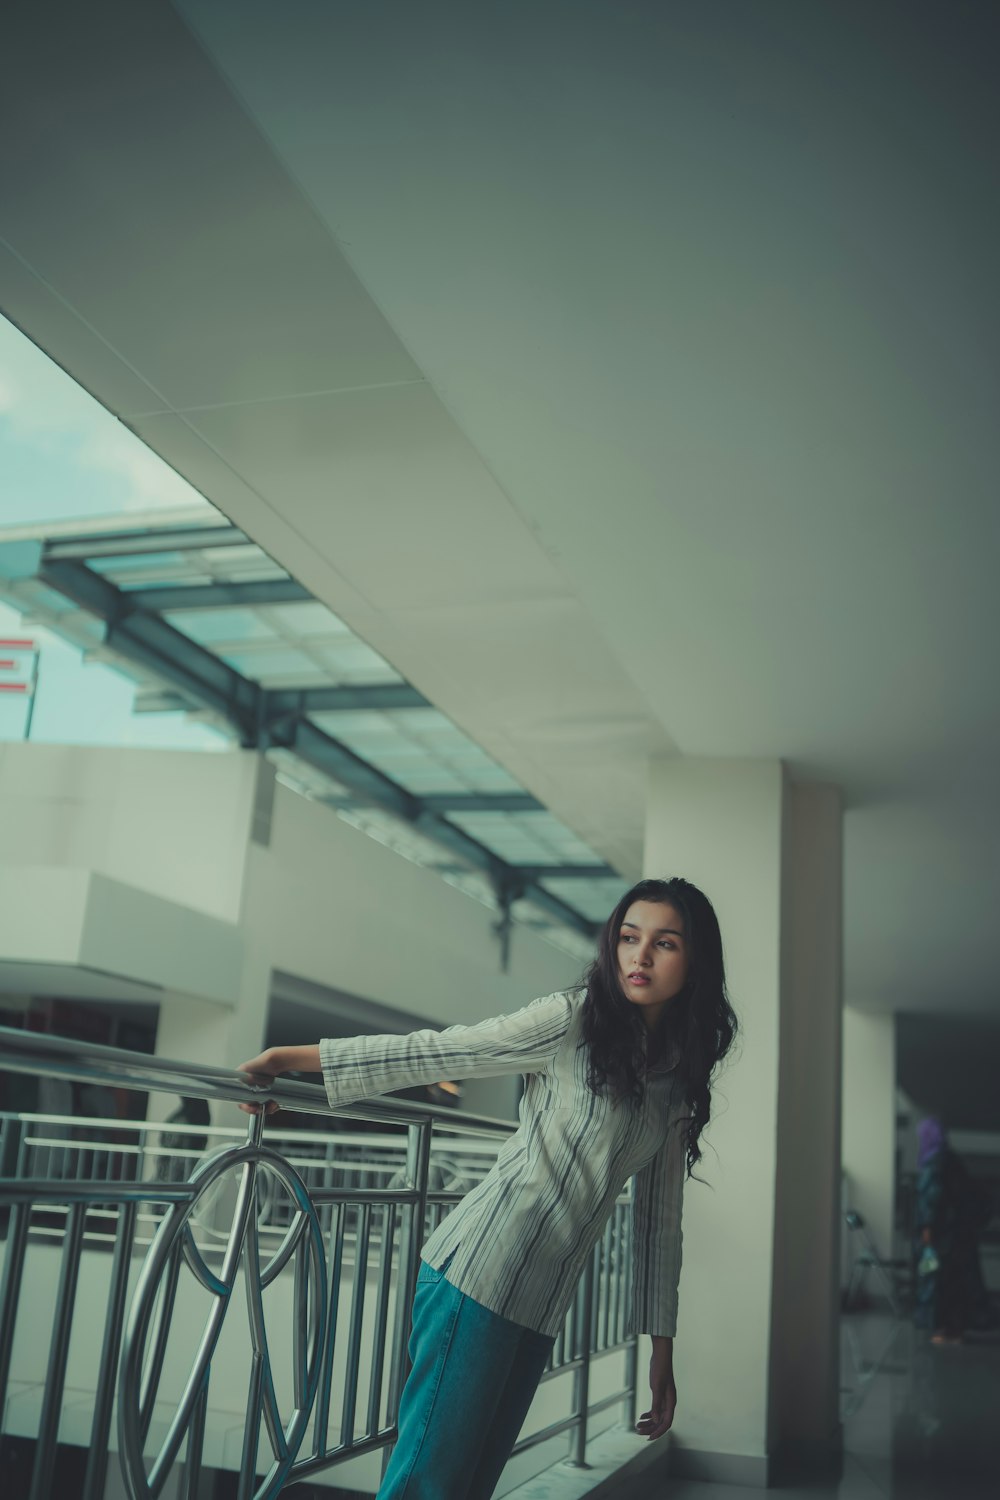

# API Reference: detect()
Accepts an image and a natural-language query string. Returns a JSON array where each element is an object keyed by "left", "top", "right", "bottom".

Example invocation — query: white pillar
[
  {"left": 644, "top": 758, "right": 842, "bottom": 1484},
  {"left": 842, "top": 1008, "right": 896, "bottom": 1257}
]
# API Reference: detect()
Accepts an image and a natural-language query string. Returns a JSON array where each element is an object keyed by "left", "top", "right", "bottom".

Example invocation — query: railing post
[
  {"left": 566, "top": 1248, "right": 595, "bottom": 1468},
  {"left": 623, "top": 1336, "right": 638, "bottom": 1430},
  {"left": 0, "top": 1199, "right": 29, "bottom": 1424},
  {"left": 82, "top": 1200, "right": 138, "bottom": 1500},
  {"left": 381, "top": 1117, "right": 432, "bottom": 1481},
  {"left": 28, "top": 1201, "right": 87, "bottom": 1500}
]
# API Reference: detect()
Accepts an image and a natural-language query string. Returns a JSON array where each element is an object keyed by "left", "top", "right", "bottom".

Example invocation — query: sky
[
  {"left": 0, "top": 314, "right": 214, "bottom": 527},
  {"left": 0, "top": 315, "right": 227, "bottom": 750}
]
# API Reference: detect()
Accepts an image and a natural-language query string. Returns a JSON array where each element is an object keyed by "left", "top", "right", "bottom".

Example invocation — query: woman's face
[{"left": 616, "top": 900, "right": 689, "bottom": 1030}]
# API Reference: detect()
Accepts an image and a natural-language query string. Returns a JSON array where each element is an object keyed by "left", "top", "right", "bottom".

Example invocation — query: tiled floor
[
  {"left": 504, "top": 1312, "right": 1000, "bottom": 1500},
  {"left": 840, "top": 1313, "right": 1000, "bottom": 1500}
]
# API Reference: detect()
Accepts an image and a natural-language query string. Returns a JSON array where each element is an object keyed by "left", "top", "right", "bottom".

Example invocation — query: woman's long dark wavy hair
[{"left": 580, "top": 877, "right": 737, "bottom": 1178}]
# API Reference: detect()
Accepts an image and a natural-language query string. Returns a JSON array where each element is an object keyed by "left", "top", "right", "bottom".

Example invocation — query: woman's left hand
[{"left": 636, "top": 1338, "right": 677, "bottom": 1441}]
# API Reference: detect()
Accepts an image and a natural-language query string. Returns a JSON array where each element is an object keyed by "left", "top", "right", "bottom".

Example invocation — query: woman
[
  {"left": 239, "top": 877, "right": 737, "bottom": 1500},
  {"left": 915, "top": 1116, "right": 990, "bottom": 1343}
]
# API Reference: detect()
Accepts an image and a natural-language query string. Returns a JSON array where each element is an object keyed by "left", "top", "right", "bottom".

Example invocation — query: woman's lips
[{"left": 626, "top": 973, "right": 650, "bottom": 986}]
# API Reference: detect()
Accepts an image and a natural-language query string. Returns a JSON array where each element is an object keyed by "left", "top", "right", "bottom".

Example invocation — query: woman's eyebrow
[{"left": 621, "top": 922, "right": 684, "bottom": 937}]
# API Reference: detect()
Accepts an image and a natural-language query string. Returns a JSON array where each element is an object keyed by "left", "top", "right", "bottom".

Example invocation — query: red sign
[{"left": 0, "top": 640, "right": 38, "bottom": 708}]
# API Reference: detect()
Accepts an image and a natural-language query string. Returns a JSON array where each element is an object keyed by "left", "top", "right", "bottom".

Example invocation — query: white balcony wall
[{"left": 0, "top": 742, "right": 578, "bottom": 1119}]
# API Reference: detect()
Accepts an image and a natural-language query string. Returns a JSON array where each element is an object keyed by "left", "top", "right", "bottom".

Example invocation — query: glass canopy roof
[{"left": 0, "top": 510, "right": 624, "bottom": 955}]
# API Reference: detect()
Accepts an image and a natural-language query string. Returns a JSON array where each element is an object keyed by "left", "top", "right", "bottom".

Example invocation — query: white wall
[
  {"left": 0, "top": 744, "right": 578, "bottom": 1120},
  {"left": 0, "top": 741, "right": 260, "bottom": 922},
  {"left": 842, "top": 1007, "right": 895, "bottom": 1256},
  {"left": 242, "top": 772, "right": 577, "bottom": 1035},
  {"left": 0, "top": 866, "right": 242, "bottom": 1005}
]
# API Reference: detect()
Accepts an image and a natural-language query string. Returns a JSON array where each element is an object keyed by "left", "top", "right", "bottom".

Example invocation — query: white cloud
[
  {"left": 0, "top": 314, "right": 217, "bottom": 517},
  {"left": 0, "top": 316, "right": 105, "bottom": 434},
  {"left": 77, "top": 424, "right": 213, "bottom": 512}
]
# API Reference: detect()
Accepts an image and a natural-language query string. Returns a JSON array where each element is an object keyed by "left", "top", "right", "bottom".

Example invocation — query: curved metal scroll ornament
[{"left": 118, "top": 1123, "right": 327, "bottom": 1500}]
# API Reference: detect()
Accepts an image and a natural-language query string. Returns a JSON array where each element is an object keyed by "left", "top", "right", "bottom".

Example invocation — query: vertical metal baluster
[
  {"left": 567, "top": 1252, "right": 595, "bottom": 1468},
  {"left": 26, "top": 1126, "right": 39, "bottom": 1180},
  {"left": 366, "top": 1204, "right": 396, "bottom": 1438},
  {"left": 608, "top": 1206, "right": 620, "bottom": 1346},
  {"left": 82, "top": 1201, "right": 137, "bottom": 1500},
  {"left": 139, "top": 1234, "right": 184, "bottom": 1445},
  {"left": 568, "top": 1286, "right": 578, "bottom": 1371},
  {"left": 340, "top": 1202, "right": 372, "bottom": 1444},
  {"left": 604, "top": 1218, "right": 612, "bottom": 1347},
  {"left": 179, "top": 1372, "right": 209, "bottom": 1500},
  {"left": 232, "top": 1126, "right": 267, "bottom": 1493},
  {"left": 592, "top": 1230, "right": 602, "bottom": 1356},
  {"left": 314, "top": 1202, "right": 343, "bottom": 1459},
  {"left": 0, "top": 1200, "right": 29, "bottom": 1425},
  {"left": 293, "top": 1221, "right": 309, "bottom": 1412},
  {"left": 600, "top": 1217, "right": 613, "bottom": 1350},
  {"left": 614, "top": 1200, "right": 620, "bottom": 1344},
  {"left": 623, "top": 1205, "right": 637, "bottom": 1428},
  {"left": 28, "top": 1200, "right": 87, "bottom": 1500},
  {"left": 15, "top": 1124, "right": 30, "bottom": 1181},
  {"left": 593, "top": 1235, "right": 602, "bottom": 1337},
  {"left": 621, "top": 1202, "right": 630, "bottom": 1344},
  {"left": 623, "top": 1339, "right": 638, "bottom": 1429},
  {"left": 616, "top": 1207, "right": 625, "bottom": 1341},
  {"left": 237, "top": 1357, "right": 265, "bottom": 1500},
  {"left": 380, "top": 1120, "right": 431, "bottom": 1481}
]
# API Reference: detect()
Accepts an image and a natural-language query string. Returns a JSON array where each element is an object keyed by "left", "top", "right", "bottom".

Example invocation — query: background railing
[{"left": 0, "top": 1026, "right": 638, "bottom": 1500}]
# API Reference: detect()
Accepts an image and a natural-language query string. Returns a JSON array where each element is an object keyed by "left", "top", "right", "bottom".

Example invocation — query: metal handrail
[
  {"left": 0, "top": 1024, "right": 514, "bottom": 1134},
  {"left": 0, "top": 1025, "right": 638, "bottom": 1500}
]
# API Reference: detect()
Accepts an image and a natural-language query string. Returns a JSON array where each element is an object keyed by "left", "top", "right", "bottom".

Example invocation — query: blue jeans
[{"left": 378, "top": 1254, "right": 554, "bottom": 1500}]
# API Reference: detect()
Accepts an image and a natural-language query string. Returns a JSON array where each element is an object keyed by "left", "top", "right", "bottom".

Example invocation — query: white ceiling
[{"left": 1, "top": 1, "right": 997, "bottom": 1015}]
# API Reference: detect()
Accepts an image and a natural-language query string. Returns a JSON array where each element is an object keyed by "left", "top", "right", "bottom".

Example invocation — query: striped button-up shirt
[{"left": 318, "top": 988, "right": 685, "bottom": 1339}]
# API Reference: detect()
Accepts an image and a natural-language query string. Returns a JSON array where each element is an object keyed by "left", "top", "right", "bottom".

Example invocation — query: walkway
[{"left": 499, "top": 1311, "right": 1000, "bottom": 1500}]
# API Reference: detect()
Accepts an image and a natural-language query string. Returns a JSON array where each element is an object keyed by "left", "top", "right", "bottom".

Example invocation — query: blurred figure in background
[
  {"left": 155, "top": 1095, "right": 211, "bottom": 1184},
  {"left": 915, "top": 1116, "right": 992, "bottom": 1343}
]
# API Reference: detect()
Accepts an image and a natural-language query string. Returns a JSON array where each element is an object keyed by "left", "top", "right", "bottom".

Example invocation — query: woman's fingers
[
  {"left": 635, "top": 1406, "right": 672, "bottom": 1441},
  {"left": 237, "top": 1059, "right": 280, "bottom": 1118},
  {"left": 238, "top": 1053, "right": 273, "bottom": 1076}
]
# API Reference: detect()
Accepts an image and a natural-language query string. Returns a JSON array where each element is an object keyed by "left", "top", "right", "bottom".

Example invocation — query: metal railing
[{"left": 0, "top": 1026, "right": 638, "bottom": 1500}]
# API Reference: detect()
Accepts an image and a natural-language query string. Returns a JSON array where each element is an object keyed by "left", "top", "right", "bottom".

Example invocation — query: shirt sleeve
[
  {"left": 629, "top": 1106, "right": 686, "bottom": 1338},
  {"left": 318, "top": 991, "right": 573, "bottom": 1109}
]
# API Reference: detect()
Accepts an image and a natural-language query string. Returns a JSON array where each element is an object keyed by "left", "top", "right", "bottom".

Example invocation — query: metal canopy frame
[{"left": 4, "top": 525, "right": 619, "bottom": 942}]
